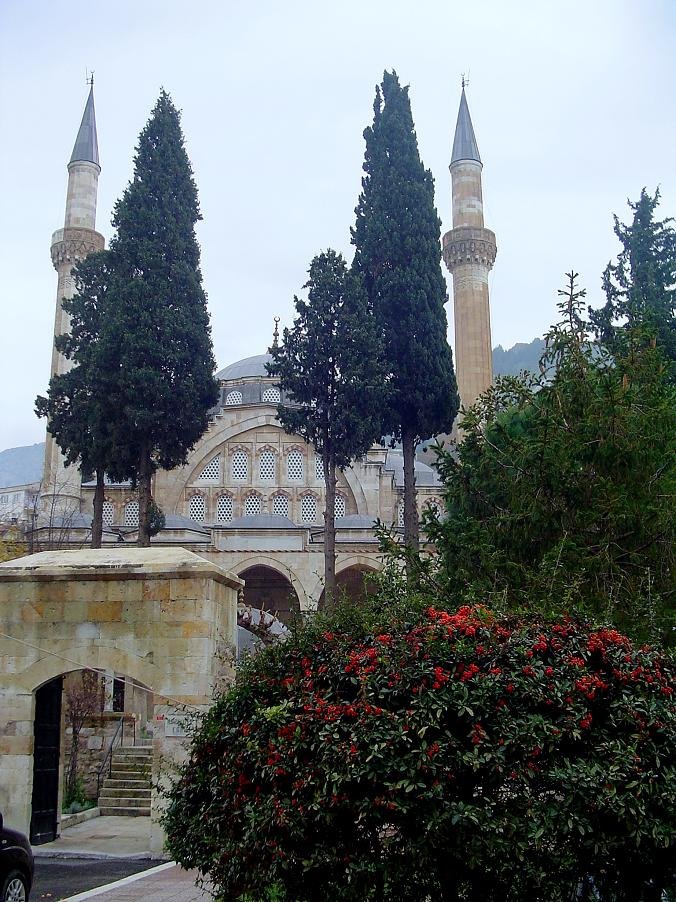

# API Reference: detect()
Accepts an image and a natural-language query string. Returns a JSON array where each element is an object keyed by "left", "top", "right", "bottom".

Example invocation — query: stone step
[
  {"left": 101, "top": 778, "right": 149, "bottom": 790},
  {"left": 100, "top": 786, "right": 151, "bottom": 800},
  {"left": 98, "top": 809, "right": 151, "bottom": 819},
  {"left": 99, "top": 793, "right": 150, "bottom": 811},
  {"left": 110, "top": 763, "right": 151, "bottom": 774},
  {"left": 113, "top": 746, "right": 153, "bottom": 761},
  {"left": 110, "top": 761, "right": 150, "bottom": 780}
]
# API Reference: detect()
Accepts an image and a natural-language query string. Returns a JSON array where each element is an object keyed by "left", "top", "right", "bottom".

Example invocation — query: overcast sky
[{"left": 1, "top": 0, "right": 674, "bottom": 451}]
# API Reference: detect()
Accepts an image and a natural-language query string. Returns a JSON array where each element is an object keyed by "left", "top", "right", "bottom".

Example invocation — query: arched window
[
  {"left": 272, "top": 493, "right": 289, "bottom": 517},
  {"left": 244, "top": 493, "right": 262, "bottom": 516},
  {"left": 189, "top": 494, "right": 205, "bottom": 522},
  {"left": 334, "top": 494, "right": 346, "bottom": 519},
  {"left": 216, "top": 494, "right": 233, "bottom": 523},
  {"left": 259, "top": 449, "right": 276, "bottom": 481},
  {"left": 225, "top": 390, "right": 243, "bottom": 406},
  {"left": 262, "top": 386, "right": 281, "bottom": 403},
  {"left": 102, "top": 501, "right": 114, "bottom": 526},
  {"left": 287, "top": 449, "right": 304, "bottom": 481},
  {"left": 124, "top": 500, "right": 139, "bottom": 528},
  {"left": 198, "top": 454, "right": 220, "bottom": 481},
  {"left": 314, "top": 455, "right": 324, "bottom": 481},
  {"left": 231, "top": 449, "right": 248, "bottom": 480},
  {"left": 300, "top": 494, "right": 317, "bottom": 524},
  {"left": 397, "top": 502, "right": 404, "bottom": 528}
]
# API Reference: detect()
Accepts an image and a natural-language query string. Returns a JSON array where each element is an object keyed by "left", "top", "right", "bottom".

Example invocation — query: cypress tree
[
  {"left": 352, "top": 71, "right": 459, "bottom": 553},
  {"left": 268, "top": 250, "right": 384, "bottom": 604},
  {"left": 35, "top": 252, "right": 122, "bottom": 548},
  {"left": 106, "top": 90, "right": 219, "bottom": 545},
  {"left": 591, "top": 188, "right": 676, "bottom": 376}
]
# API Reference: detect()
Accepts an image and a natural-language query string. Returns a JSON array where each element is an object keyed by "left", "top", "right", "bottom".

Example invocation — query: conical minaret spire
[
  {"left": 442, "top": 85, "right": 496, "bottom": 414},
  {"left": 42, "top": 84, "right": 106, "bottom": 518},
  {"left": 70, "top": 81, "right": 99, "bottom": 166},
  {"left": 451, "top": 87, "right": 481, "bottom": 165}
]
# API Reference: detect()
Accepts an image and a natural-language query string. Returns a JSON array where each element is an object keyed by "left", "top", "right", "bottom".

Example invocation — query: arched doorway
[
  {"left": 318, "top": 564, "right": 379, "bottom": 610},
  {"left": 239, "top": 565, "right": 300, "bottom": 624}
]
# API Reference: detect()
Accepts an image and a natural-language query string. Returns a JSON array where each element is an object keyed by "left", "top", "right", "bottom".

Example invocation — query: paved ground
[
  {"left": 33, "top": 816, "right": 157, "bottom": 860},
  {"left": 59, "top": 862, "right": 211, "bottom": 900},
  {"left": 32, "top": 857, "right": 155, "bottom": 901},
  {"left": 30, "top": 816, "right": 212, "bottom": 899}
]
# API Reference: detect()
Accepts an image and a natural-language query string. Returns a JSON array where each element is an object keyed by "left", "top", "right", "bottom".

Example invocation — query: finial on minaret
[
  {"left": 272, "top": 316, "right": 280, "bottom": 348},
  {"left": 461, "top": 73, "right": 469, "bottom": 90},
  {"left": 86, "top": 69, "right": 94, "bottom": 87}
]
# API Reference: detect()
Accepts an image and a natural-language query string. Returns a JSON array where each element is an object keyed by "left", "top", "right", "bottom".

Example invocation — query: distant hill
[
  {"left": 0, "top": 442, "right": 44, "bottom": 488},
  {"left": 492, "top": 337, "right": 544, "bottom": 377}
]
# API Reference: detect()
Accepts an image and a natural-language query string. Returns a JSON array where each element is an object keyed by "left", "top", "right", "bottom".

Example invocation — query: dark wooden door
[{"left": 30, "top": 676, "right": 63, "bottom": 844}]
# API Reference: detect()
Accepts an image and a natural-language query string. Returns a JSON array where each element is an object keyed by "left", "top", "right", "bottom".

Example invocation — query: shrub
[{"left": 163, "top": 605, "right": 676, "bottom": 900}]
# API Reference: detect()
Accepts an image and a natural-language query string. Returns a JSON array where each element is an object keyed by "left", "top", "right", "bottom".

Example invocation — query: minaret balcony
[
  {"left": 442, "top": 226, "right": 497, "bottom": 271},
  {"left": 50, "top": 227, "right": 105, "bottom": 269}
]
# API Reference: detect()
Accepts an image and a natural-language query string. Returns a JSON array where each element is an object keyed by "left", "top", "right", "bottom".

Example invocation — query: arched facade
[{"left": 80, "top": 355, "right": 444, "bottom": 609}]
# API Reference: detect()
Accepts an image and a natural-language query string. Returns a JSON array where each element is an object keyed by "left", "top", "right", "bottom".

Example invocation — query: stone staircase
[{"left": 98, "top": 745, "right": 152, "bottom": 817}]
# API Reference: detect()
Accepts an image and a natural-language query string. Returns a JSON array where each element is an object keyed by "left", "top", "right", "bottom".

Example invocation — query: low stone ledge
[{"left": 60, "top": 806, "right": 100, "bottom": 830}]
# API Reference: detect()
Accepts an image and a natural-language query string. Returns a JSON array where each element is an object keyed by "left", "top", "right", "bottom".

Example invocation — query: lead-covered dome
[{"left": 216, "top": 354, "right": 273, "bottom": 382}]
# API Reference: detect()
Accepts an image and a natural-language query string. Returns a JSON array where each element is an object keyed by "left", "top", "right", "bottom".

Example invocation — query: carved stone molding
[
  {"left": 442, "top": 226, "right": 497, "bottom": 271},
  {"left": 51, "top": 228, "right": 105, "bottom": 269}
]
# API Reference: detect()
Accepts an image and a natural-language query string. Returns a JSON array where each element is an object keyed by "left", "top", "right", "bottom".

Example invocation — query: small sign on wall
[{"left": 164, "top": 709, "right": 190, "bottom": 738}]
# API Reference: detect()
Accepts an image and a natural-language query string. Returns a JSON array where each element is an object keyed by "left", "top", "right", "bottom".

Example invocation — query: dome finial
[{"left": 272, "top": 316, "right": 280, "bottom": 348}]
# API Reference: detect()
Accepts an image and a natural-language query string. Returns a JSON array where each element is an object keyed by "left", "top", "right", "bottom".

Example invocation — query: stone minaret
[
  {"left": 42, "top": 83, "right": 105, "bottom": 515},
  {"left": 442, "top": 86, "right": 496, "bottom": 412}
]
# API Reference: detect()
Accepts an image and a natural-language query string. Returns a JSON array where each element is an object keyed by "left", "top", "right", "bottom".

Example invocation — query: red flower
[{"left": 580, "top": 713, "right": 593, "bottom": 730}]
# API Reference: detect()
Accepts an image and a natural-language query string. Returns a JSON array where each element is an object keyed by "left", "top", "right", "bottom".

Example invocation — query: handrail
[{"left": 96, "top": 716, "right": 124, "bottom": 799}]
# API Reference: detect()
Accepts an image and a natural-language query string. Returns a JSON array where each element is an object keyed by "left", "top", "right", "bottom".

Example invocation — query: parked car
[{"left": 0, "top": 813, "right": 33, "bottom": 902}]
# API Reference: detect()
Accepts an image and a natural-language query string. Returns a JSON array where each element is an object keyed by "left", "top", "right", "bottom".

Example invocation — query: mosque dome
[{"left": 216, "top": 353, "right": 273, "bottom": 382}]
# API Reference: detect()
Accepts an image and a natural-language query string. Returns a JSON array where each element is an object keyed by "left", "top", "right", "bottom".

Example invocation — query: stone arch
[
  {"left": 17, "top": 644, "right": 164, "bottom": 696},
  {"left": 234, "top": 554, "right": 308, "bottom": 613},
  {"left": 316, "top": 557, "right": 382, "bottom": 610}
]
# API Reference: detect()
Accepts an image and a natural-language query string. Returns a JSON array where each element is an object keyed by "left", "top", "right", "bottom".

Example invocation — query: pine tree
[
  {"left": 268, "top": 250, "right": 384, "bottom": 604},
  {"left": 352, "top": 71, "right": 459, "bottom": 554},
  {"left": 106, "top": 90, "right": 219, "bottom": 545},
  {"left": 35, "top": 252, "right": 121, "bottom": 548},
  {"left": 591, "top": 188, "right": 676, "bottom": 376}
]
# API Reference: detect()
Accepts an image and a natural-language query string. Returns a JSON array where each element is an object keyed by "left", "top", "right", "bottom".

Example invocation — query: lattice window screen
[
  {"left": 259, "top": 449, "right": 276, "bottom": 481},
  {"left": 425, "top": 498, "right": 442, "bottom": 515},
  {"left": 124, "top": 500, "right": 139, "bottom": 527},
  {"left": 334, "top": 494, "right": 346, "bottom": 519},
  {"left": 231, "top": 450, "right": 248, "bottom": 480},
  {"left": 262, "top": 386, "right": 281, "bottom": 403},
  {"left": 300, "top": 495, "right": 316, "bottom": 523},
  {"left": 287, "top": 449, "right": 304, "bottom": 481},
  {"left": 314, "top": 456, "right": 324, "bottom": 481},
  {"left": 397, "top": 503, "right": 404, "bottom": 527},
  {"left": 189, "top": 495, "right": 205, "bottom": 522},
  {"left": 272, "top": 494, "right": 289, "bottom": 517},
  {"left": 198, "top": 454, "right": 220, "bottom": 481},
  {"left": 245, "top": 494, "right": 262, "bottom": 516},
  {"left": 225, "top": 390, "right": 243, "bottom": 406},
  {"left": 102, "top": 501, "right": 114, "bottom": 526},
  {"left": 216, "top": 495, "right": 233, "bottom": 522}
]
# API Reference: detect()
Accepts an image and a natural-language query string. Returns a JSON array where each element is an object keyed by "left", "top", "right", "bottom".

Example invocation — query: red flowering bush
[{"left": 163, "top": 606, "right": 676, "bottom": 901}]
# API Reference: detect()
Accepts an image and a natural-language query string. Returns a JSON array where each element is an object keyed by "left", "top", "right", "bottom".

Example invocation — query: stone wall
[{"left": 0, "top": 547, "right": 241, "bottom": 847}]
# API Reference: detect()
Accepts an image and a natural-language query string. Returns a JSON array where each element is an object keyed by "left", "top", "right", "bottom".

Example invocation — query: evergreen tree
[
  {"left": 424, "top": 273, "right": 675, "bottom": 646},
  {"left": 352, "top": 71, "right": 458, "bottom": 554},
  {"left": 591, "top": 188, "right": 676, "bottom": 376},
  {"left": 268, "top": 250, "right": 384, "bottom": 604},
  {"left": 106, "top": 90, "right": 219, "bottom": 545},
  {"left": 35, "top": 252, "right": 121, "bottom": 548}
]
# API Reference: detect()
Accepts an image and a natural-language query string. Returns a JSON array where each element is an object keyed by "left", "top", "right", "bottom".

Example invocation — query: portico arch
[{"left": 317, "top": 559, "right": 381, "bottom": 610}]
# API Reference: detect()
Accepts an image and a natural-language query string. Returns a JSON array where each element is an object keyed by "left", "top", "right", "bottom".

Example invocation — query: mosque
[{"left": 39, "top": 82, "right": 496, "bottom": 618}]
